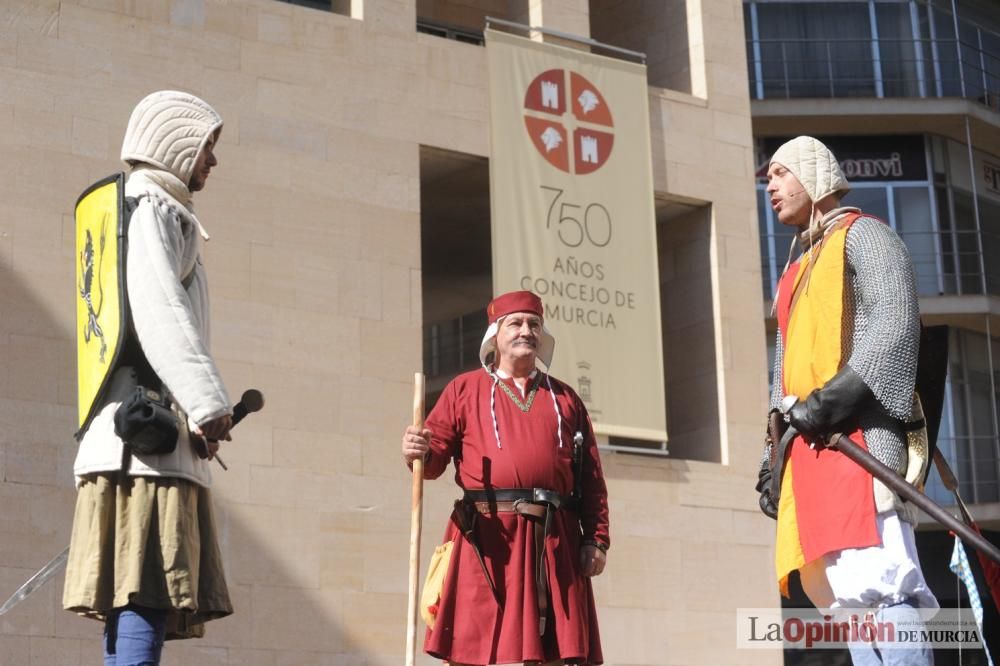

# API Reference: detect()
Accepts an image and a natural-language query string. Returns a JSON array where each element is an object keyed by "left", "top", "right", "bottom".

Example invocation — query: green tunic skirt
[{"left": 62, "top": 473, "right": 233, "bottom": 640}]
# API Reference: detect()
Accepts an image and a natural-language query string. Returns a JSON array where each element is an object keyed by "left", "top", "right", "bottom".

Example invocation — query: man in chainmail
[{"left": 757, "top": 136, "right": 937, "bottom": 665}]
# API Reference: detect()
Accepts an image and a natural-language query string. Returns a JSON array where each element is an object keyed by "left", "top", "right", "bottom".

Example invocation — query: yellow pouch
[{"left": 420, "top": 541, "right": 454, "bottom": 628}]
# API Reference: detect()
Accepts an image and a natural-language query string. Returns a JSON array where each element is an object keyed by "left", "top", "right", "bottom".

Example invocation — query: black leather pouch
[{"left": 114, "top": 387, "right": 178, "bottom": 456}]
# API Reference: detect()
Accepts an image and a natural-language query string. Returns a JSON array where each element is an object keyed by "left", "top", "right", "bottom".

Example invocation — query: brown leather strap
[{"left": 452, "top": 500, "right": 499, "bottom": 604}]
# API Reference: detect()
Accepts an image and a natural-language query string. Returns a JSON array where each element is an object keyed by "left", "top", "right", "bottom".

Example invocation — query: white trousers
[{"left": 799, "top": 511, "right": 939, "bottom": 611}]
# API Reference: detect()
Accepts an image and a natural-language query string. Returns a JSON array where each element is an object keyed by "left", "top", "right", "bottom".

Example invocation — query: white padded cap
[
  {"left": 770, "top": 136, "right": 850, "bottom": 203},
  {"left": 121, "top": 90, "right": 223, "bottom": 186}
]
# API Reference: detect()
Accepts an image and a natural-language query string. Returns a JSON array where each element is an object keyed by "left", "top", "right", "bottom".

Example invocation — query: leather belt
[{"left": 462, "top": 488, "right": 566, "bottom": 636}]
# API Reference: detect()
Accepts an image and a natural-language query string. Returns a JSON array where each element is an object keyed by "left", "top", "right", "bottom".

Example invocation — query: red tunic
[{"left": 422, "top": 368, "right": 609, "bottom": 665}]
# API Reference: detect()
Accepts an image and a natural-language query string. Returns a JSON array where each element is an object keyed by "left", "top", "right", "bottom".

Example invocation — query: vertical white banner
[{"left": 486, "top": 29, "right": 667, "bottom": 441}]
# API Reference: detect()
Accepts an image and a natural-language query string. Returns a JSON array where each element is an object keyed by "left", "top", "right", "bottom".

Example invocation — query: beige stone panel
[
  {"left": 658, "top": 99, "right": 714, "bottom": 152},
  {"left": 327, "top": 128, "right": 419, "bottom": 177},
  {"left": 722, "top": 235, "right": 766, "bottom": 276},
  {"left": 373, "top": 31, "right": 429, "bottom": 72},
  {"left": 289, "top": 9, "right": 359, "bottom": 52},
  {"left": 257, "top": 8, "right": 293, "bottom": 45},
  {"left": 706, "top": 141, "right": 753, "bottom": 183},
  {"left": 4, "top": 334, "right": 61, "bottom": 403},
  {"left": 249, "top": 584, "right": 343, "bottom": 652},
  {"left": 225, "top": 502, "right": 321, "bottom": 589},
  {"left": 240, "top": 40, "right": 331, "bottom": 88},
  {"left": 70, "top": 115, "right": 109, "bottom": 160},
  {"left": 208, "top": 151, "right": 290, "bottom": 202},
  {"left": 592, "top": 535, "right": 682, "bottom": 610},
  {"left": 108, "top": 49, "right": 204, "bottom": 100},
  {"left": 713, "top": 109, "right": 754, "bottom": 150},
  {"left": 537, "top": 0, "right": 590, "bottom": 38},
  {"left": 375, "top": 171, "right": 419, "bottom": 212},
  {"left": 339, "top": 468, "right": 412, "bottom": 515},
  {"left": 276, "top": 651, "right": 366, "bottom": 666},
  {"left": 254, "top": 78, "right": 351, "bottom": 130},
  {"left": 420, "top": 36, "right": 486, "bottom": 88},
  {"left": 596, "top": 605, "right": 673, "bottom": 664},
  {"left": 12, "top": 106, "right": 72, "bottom": 153},
  {"left": 369, "top": 0, "right": 417, "bottom": 35},
  {"left": 76, "top": 0, "right": 170, "bottom": 23},
  {"left": 28, "top": 636, "right": 84, "bottom": 665},
  {"left": 272, "top": 306, "right": 361, "bottom": 376},
  {"left": 360, "top": 522, "right": 410, "bottom": 595},
  {"left": 360, "top": 433, "right": 405, "bottom": 479},
  {"left": 15, "top": 30, "right": 110, "bottom": 80},
  {"left": 246, "top": 244, "right": 337, "bottom": 313},
  {"left": 273, "top": 428, "right": 363, "bottom": 475},
  {"left": 288, "top": 157, "right": 380, "bottom": 207},
  {"left": 360, "top": 319, "right": 420, "bottom": 383},
  {"left": 0, "top": 635, "right": 31, "bottom": 664},
  {"left": 319, "top": 510, "right": 364, "bottom": 592},
  {"left": 381, "top": 262, "right": 413, "bottom": 325},
  {"left": 148, "top": 26, "right": 241, "bottom": 72},
  {"left": 55, "top": 2, "right": 153, "bottom": 54},
  {"left": 160, "top": 644, "right": 228, "bottom": 665},
  {"left": 204, "top": 239, "right": 251, "bottom": 302},
  {"left": 243, "top": 365, "right": 341, "bottom": 432},
  {"left": 208, "top": 298, "right": 273, "bottom": 372},
  {"left": 204, "top": 0, "right": 259, "bottom": 41},
  {"left": 238, "top": 115, "right": 329, "bottom": 162},
  {"left": 667, "top": 609, "right": 780, "bottom": 665},
  {"left": 0, "top": 103, "right": 15, "bottom": 144},
  {"left": 0, "top": 77, "right": 56, "bottom": 114},
  {"left": 203, "top": 69, "right": 258, "bottom": 131},
  {"left": 360, "top": 207, "right": 420, "bottom": 268},
  {"left": 225, "top": 648, "right": 278, "bottom": 666},
  {"left": 3, "top": 440, "right": 73, "bottom": 493},
  {"left": 340, "top": 590, "right": 408, "bottom": 660},
  {"left": 1, "top": 0, "right": 59, "bottom": 37},
  {"left": 730, "top": 505, "right": 778, "bottom": 548},
  {"left": 335, "top": 258, "right": 381, "bottom": 320},
  {"left": 211, "top": 455, "right": 252, "bottom": 505},
  {"left": 246, "top": 465, "right": 344, "bottom": 513},
  {"left": 0, "top": 564, "right": 56, "bottom": 635}
]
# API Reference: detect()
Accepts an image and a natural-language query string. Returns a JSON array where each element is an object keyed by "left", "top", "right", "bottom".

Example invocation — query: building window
[
  {"left": 276, "top": 0, "right": 361, "bottom": 18},
  {"left": 925, "top": 328, "right": 1000, "bottom": 506},
  {"left": 744, "top": 0, "right": 1000, "bottom": 109}
]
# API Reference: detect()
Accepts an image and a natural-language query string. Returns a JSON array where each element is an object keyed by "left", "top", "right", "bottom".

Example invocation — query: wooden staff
[{"left": 406, "top": 372, "right": 425, "bottom": 666}]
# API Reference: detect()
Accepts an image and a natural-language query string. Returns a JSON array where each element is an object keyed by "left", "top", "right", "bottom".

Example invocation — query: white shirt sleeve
[{"left": 126, "top": 196, "right": 231, "bottom": 425}]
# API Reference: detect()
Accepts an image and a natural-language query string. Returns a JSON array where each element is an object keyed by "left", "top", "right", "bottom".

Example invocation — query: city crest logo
[{"left": 523, "top": 69, "right": 614, "bottom": 174}]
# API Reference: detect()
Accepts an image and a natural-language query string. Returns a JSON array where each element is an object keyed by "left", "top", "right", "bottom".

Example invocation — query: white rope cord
[
  {"left": 546, "top": 373, "right": 563, "bottom": 448},
  {"left": 489, "top": 373, "right": 502, "bottom": 449}
]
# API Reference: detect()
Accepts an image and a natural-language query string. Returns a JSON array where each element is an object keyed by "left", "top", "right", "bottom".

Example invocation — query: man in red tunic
[{"left": 402, "top": 290, "right": 609, "bottom": 666}]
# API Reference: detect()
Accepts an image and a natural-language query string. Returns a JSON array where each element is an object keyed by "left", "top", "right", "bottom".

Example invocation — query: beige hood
[{"left": 121, "top": 90, "right": 223, "bottom": 186}]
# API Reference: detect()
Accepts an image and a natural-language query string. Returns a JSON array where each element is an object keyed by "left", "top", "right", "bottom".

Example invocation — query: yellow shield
[{"left": 75, "top": 173, "right": 126, "bottom": 432}]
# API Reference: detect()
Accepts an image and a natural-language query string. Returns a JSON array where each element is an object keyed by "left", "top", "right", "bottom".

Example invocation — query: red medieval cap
[{"left": 486, "top": 290, "right": 543, "bottom": 324}]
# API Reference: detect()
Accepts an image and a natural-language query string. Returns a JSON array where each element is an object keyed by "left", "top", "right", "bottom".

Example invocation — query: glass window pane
[
  {"left": 894, "top": 186, "right": 938, "bottom": 295},
  {"left": 757, "top": 2, "right": 874, "bottom": 99},
  {"left": 843, "top": 186, "right": 890, "bottom": 222},
  {"left": 977, "top": 194, "right": 1000, "bottom": 295},
  {"left": 876, "top": 3, "right": 923, "bottom": 97}
]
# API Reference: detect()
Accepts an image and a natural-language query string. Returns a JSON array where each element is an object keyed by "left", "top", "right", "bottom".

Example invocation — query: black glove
[
  {"left": 756, "top": 465, "right": 778, "bottom": 520},
  {"left": 787, "top": 365, "right": 875, "bottom": 440}
]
